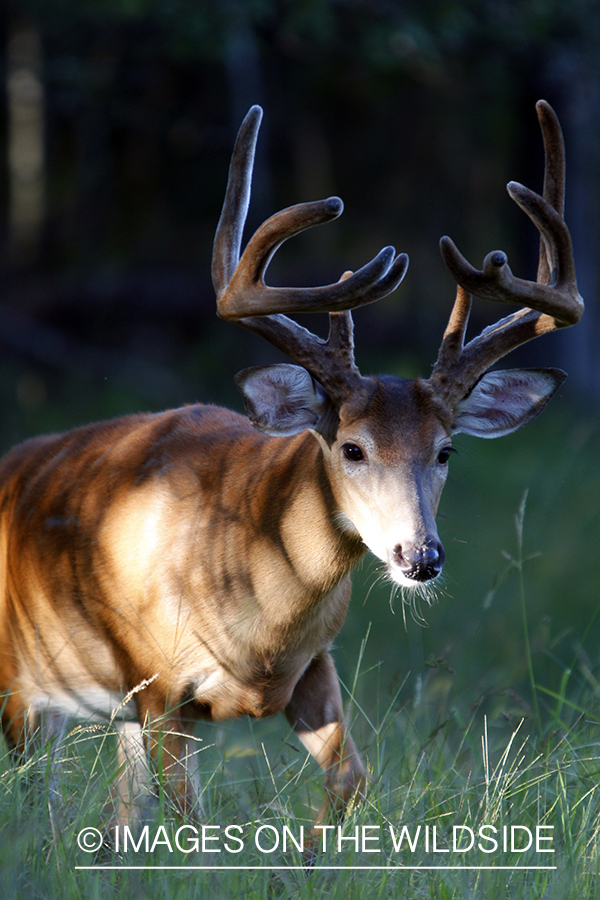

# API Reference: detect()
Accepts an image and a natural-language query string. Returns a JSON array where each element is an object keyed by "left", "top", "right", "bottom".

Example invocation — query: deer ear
[
  {"left": 235, "top": 364, "right": 334, "bottom": 436},
  {"left": 452, "top": 368, "right": 567, "bottom": 438}
]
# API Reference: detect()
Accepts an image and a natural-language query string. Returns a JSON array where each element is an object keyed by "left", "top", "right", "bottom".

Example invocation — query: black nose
[{"left": 393, "top": 542, "right": 445, "bottom": 582}]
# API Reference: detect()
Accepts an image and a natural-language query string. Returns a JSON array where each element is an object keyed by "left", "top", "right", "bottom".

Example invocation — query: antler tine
[
  {"left": 212, "top": 105, "right": 263, "bottom": 297},
  {"left": 536, "top": 98, "right": 565, "bottom": 285},
  {"left": 219, "top": 207, "right": 408, "bottom": 319},
  {"left": 430, "top": 100, "right": 584, "bottom": 405},
  {"left": 431, "top": 285, "right": 473, "bottom": 374}
]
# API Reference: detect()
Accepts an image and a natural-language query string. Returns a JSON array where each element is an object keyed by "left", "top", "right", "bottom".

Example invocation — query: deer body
[
  {"left": 0, "top": 408, "right": 346, "bottom": 720},
  {"left": 0, "top": 373, "right": 450, "bottom": 725},
  {"left": 0, "top": 101, "right": 584, "bottom": 829}
]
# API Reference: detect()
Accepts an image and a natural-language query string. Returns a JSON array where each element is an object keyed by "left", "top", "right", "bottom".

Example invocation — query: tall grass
[{"left": 2, "top": 653, "right": 600, "bottom": 898}]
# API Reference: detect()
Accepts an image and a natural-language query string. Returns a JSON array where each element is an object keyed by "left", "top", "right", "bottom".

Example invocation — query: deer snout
[{"left": 392, "top": 541, "right": 445, "bottom": 582}]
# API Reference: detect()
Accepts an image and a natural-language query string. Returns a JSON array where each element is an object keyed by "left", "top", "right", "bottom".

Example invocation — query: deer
[{"left": 0, "top": 100, "right": 583, "bottom": 837}]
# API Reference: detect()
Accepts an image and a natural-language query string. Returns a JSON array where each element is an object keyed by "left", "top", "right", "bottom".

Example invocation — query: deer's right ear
[{"left": 235, "top": 364, "right": 335, "bottom": 436}]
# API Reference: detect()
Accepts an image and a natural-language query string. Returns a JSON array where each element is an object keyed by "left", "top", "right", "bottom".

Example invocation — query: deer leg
[
  {"left": 25, "top": 707, "right": 70, "bottom": 857},
  {"left": 41, "top": 708, "right": 68, "bottom": 793},
  {"left": 147, "top": 722, "right": 203, "bottom": 819},
  {"left": 113, "top": 720, "right": 154, "bottom": 826},
  {"left": 1, "top": 690, "right": 66, "bottom": 801},
  {"left": 135, "top": 696, "right": 203, "bottom": 820},
  {"left": 285, "top": 651, "right": 366, "bottom": 830}
]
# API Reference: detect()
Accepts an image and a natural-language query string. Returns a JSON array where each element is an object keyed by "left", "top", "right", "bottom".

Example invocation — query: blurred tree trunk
[{"left": 6, "top": 17, "right": 45, "bottom": 265}]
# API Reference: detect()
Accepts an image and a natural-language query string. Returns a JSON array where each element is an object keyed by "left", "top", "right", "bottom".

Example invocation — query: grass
[
  {"left": 0, "top": 399, "right": 598, "bottom": 898},
  {"left": 2, "top": 662, "right": 600, "bottom": 898}
]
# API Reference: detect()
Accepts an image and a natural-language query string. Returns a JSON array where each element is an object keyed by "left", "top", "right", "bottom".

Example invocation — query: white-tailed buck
[{"left": 0, "top": 101, "right": 583, "bottom": 830}]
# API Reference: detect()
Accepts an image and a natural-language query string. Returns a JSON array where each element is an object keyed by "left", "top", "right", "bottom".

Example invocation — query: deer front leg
[
  {"left": 113, "top": 720, "right": 154, "bottom": 826},
  {"left": 135, "top": 693, "right": 203, "bottom": 821},
  {"left": 285, "top": 651, "right": 366, "bottom": 831}
]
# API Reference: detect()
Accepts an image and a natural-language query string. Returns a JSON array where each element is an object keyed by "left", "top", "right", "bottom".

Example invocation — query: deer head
[{"left": 212, "top": 102, "right": 583, "bottom": 588}]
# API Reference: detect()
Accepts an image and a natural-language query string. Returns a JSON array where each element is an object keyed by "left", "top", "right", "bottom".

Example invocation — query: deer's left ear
[
  {"left": 235, "top": 364, "right": 334, "bottom": 436},
  {"left": 452, "top": 368, "right": 567, "bottom": 438}
]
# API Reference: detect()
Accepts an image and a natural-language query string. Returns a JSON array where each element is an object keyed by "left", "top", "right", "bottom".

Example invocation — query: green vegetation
[{"left": 0, "top": 399, "right": 598, "bottom": 899}]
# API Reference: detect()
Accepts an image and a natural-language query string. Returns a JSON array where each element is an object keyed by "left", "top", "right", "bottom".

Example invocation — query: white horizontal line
[{"left": 76, "top": 865, "right": 558, "bottom": 871}]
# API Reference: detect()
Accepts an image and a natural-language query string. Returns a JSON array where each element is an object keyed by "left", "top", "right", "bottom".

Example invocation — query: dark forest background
[{"left": 0, "top": 0, "right": 598, "bottom": 445}]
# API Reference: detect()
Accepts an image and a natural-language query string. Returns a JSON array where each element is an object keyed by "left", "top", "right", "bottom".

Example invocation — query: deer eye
[
  {"left": 342, "top": 443, "right": 364, "bottom": 462},
  {"left": 437, "top": 446, "right": 454, "bottom": 465}
]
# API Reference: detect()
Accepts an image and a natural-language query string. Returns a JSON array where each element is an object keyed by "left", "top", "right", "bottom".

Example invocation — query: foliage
[{"left": 12, "top": 0, "right": 595, "bottom": 62}]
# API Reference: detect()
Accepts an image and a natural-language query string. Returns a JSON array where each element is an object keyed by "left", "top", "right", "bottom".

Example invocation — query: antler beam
[{"left": 211, "top": 105, "right": 408, "bottom": 405}]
